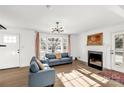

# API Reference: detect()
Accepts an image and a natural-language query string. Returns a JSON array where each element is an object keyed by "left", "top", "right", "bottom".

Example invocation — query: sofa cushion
[
  {"left": 46, "top": 54, "right": 56, "bottom": 59},
  {"left": 49, "top": 59, "right": 60, "bottom": 63},
  {"left": 30, "top": 61, "right": 40, "bottom": 73},
  {"left": 61, "top": 58, "right": 71, "bottom": 62},
  {"left": 61, "top": 53, "right": 69, "bottom": 58}
]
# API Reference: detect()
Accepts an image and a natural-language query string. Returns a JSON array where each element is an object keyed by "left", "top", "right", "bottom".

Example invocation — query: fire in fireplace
[{"left": 88, "top": 51, "right": 103, "bottom": 70}]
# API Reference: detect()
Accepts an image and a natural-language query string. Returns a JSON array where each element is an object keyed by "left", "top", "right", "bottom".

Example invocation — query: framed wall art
[{"left": 87, "top": 32, "right": 103, "bottom": 45}]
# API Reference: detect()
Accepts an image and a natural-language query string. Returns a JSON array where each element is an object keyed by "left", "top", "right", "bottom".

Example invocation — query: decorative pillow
[
  {"left": 30, "top": 56, "right": 36, "bottom": 64},
  {"left": 43, "top": 64, "right": 49, "bottom": 67},
  {"left": 61, "top": 53, "right": 69, "bottom": 58},
  {"left": 30, "top": 61, "right": 40, "bottom": 73},
  {"left": 49, "top": 54, "right": 56, "bottom": 59},
  {"left": 55, "top": 53, "right": 61, "bottom": 59},
  {"left": 45, "top": 54, "right": 49, "bottom": 58},
  {"left": 45, "top": 54, "right": 56, "bottom": 59},
  {"left": 35, "top": 58, "right": 44, "bottom": 70}
]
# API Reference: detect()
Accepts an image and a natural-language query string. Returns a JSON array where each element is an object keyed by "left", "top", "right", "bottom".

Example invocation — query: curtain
[
  {"left": 68, "top": 34, "right": 71, "bottom": 55},
  {"left": 35, "top": 32, "right": 40, "bottom": 59}
]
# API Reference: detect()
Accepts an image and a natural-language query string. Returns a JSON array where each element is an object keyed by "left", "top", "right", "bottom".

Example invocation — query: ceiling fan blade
[{"left": 0, "top": 24, "right": 7, "bottom": 30}]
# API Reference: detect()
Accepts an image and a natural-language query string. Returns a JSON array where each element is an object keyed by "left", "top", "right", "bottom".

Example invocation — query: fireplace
[{"left": 88, "top": 51, "right": 103, "bottom": 70}]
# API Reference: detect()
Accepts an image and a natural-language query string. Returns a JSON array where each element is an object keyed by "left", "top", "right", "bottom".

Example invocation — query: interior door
[
  {"left": 0, "top": 33, "right": 20, "bottom": 69},
  {"left": 111, "top": 32, "right": 124, "bottom": 72}
]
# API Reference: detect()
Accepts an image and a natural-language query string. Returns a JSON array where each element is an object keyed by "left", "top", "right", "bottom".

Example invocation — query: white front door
[
  {"left": 111, "top": 32, "right": 124, "bottom": 72},
  {"left": 0, "top": 33, "right": 20, "bottom": 69}
]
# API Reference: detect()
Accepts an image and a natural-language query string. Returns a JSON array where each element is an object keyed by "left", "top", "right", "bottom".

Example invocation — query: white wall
[
  {"left": 77, "top": 23, "right": 124, "bottom": 69},
  {"left": 0, "top": 28, "right": 35, "bottom": 67},
  {"left": 71, "top": 34, "right": 79, "bottom": 59},
  {"left": 19, "top": 29, "right": 35, "bottom": 67}
]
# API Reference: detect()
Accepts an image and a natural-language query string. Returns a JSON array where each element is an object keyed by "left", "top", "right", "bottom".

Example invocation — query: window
[
  {"left": 63, "top": 37, "right": 68, "bottom": 52},
  {"left": 41, "top": 37, "right": 47, "bottom": 51},
  {"left": 3, "top": 36, "right": 16, "bottom": 43},
  {"left": 47, "top": 37, "right": 62, "bottom": 53},
  {"left": 115, "top": 34, "right": 123, "bottom": 49},
  {"left": 115, "top": 34, "right": 124, "bottom": 65},
  {"left": 40, "top": 35, "right": 68, "bottom": 57}
]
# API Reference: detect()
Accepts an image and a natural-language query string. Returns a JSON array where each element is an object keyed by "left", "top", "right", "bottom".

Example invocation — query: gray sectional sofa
[
  {"left": 29, "top": 57, "right": 55, "bottom": 87},
  {"left": 42, "top": 53, "right": 73, "bottom": 66}
]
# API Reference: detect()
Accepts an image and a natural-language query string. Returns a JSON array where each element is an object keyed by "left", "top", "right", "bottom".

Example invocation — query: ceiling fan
[
  {"left": 51, "top": 22, "right": 64, "bottom": 33},
  {"left": 0, "top": 24, "right": 7, "bottom": 30}
]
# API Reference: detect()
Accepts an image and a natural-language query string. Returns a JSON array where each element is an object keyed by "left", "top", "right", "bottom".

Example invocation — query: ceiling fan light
[
  {"left": 51, "top": 22, "right": 64, "bottom": 33},
  {"left": 56, "top": 22, "right": 59, "bottom": 24}
]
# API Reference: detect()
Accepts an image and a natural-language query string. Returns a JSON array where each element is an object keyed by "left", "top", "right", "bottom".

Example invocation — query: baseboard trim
[
  {"left": 0, "top": 66, "right": 29, "bottom": 71},
  {"left": 77, "top": 59, "right": 88, "bottom": 65}
]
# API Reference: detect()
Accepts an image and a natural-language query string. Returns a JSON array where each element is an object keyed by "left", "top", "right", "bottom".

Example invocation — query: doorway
[
  {"left": 111, "top": 32, "right": 124, "bottom": 72},
  {"left": 0, "top": 33, "right": 20, "bottom": 69}
]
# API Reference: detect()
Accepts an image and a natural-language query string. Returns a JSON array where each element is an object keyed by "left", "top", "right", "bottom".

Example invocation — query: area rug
[{"left": 98, "top": 70, "right": 124, "bottom": 84}]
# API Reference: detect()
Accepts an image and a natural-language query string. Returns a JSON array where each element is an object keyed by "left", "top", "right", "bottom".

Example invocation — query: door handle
[{"left": 17, "top": 49, "right": 20, "bottom": 53}]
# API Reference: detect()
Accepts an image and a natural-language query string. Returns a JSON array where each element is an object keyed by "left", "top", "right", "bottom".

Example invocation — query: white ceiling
[{"left": 0, "top": 5, "right": 124, "bottom": 34}]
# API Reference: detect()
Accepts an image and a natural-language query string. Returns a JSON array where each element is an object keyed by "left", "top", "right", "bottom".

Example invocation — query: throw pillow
[
  {"left": 35, "top": 58, "right": 44, "bottom": 70},
  {"left": 30, "top": 61, "right": 40, "bottom": 73},
  {"left": 55, "top": 53, "right": 61, "bottom": 59},
  {"left": 61, "top": 53, "right": 69, "bottom": 58}
]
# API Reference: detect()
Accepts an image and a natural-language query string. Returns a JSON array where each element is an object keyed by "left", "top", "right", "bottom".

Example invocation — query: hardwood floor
[
  {"left": 0, "top": 60, "right": 123, "bottom": 87},
  {"left": 54, "top": 61, "right": 124, "bottom": 87},
  {"left": 0, "top": 67, "right": 28, "bottom": 87}
]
